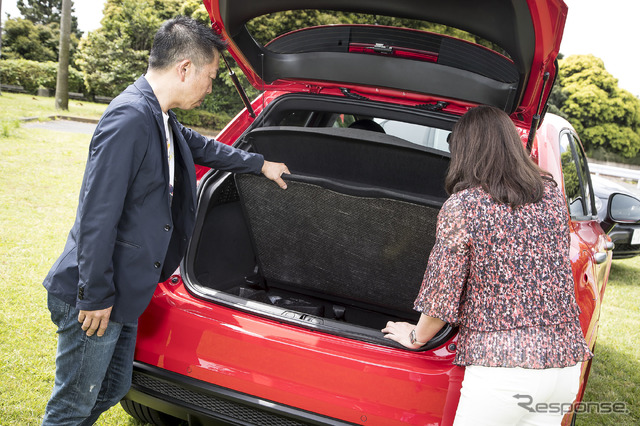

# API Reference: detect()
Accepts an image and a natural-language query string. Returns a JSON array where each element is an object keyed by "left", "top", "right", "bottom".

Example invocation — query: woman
[{"left": 382, "top": 106, "right": 592, "bottom": 425}]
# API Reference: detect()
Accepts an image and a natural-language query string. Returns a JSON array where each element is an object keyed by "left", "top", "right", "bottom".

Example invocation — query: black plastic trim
[
  {"left": 219, "top": 0, "right": 535, "bottom": 73},
  {"left": 281, "top": 173, "right": 444, "bottom": 208},
  {"left": 125, "top": 362, "right": 356, "bottom": 425}
]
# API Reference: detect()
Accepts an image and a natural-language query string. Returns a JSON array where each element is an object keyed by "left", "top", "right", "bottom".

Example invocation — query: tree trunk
[
  {"left": 0, "top": 0, "right": 4, "bottom": 96},
  {"left": 55, "top": 0, "right": 71, "bottom": 110}
]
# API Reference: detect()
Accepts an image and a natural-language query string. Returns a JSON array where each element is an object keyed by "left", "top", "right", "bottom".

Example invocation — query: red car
[{"left": 121, "top": 1, "right": 616, "bottom": 424}]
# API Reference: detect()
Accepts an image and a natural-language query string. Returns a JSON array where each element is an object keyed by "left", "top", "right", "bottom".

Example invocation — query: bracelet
[{"left": 410, "top": 329, "right": 427, "bottom": 346}]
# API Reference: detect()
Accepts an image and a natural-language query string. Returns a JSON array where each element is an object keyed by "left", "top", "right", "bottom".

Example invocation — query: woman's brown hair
[{"left": 445, "top": 105, "right": 556, "bottom": 207}]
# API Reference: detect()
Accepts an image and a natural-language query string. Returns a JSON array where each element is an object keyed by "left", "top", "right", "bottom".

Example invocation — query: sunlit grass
[
  {"left": 0, "top": 125, "right": 139, "bottom": 425},
  {"left": 0, "top": 91, "right": 106, "bottom": 121},
  {"left": 576, "top": 256, "right": 640, "bottom": 425}
]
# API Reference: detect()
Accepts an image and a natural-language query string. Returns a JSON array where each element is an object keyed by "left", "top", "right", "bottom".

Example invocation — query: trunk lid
[{"left": 203, "top": 0, "right": 567, "bottom": 123}]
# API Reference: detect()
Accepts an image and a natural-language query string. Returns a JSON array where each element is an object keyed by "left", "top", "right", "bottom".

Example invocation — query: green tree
[
  {"left": 75, "top": 0, "right": 245, "bottom": 120},
  {"left": 75, "top": 30, "right": 150, "bottom": 98},
  {"left": 75, "top": 0, "right": 177, "bottom": 97},
  {"left": 17, "top": 0, "right": 82, "bottom": 39},
  {"left": 553, "top": 55, "right": 640, "bottom": 158},
  {"left": 178, "top": 0, "right": 210, "bottom": 24},
  {"left": 1, "top": 17, "right": 80, "bottom": 63},
  {"left": 1, "top": 18, "right": 59, "bottom": 61}
]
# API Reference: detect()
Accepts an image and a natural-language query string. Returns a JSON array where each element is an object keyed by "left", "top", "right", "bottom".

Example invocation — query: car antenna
[
  {"left": 526, "top": 71, "right": 550, "bottom": 153},
  {"left": 221, "top": 52, "right": 256, "bottom": 118}
]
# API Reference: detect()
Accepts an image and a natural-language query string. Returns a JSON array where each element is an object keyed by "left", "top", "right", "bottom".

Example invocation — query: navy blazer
[{"left": 43, "top": 76, "right": 264, "bottom": 323}]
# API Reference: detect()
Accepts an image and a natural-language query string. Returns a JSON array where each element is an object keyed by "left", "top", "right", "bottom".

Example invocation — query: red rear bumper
[{"left": 133, "top": 280, "right": 462, "bottom": 425}]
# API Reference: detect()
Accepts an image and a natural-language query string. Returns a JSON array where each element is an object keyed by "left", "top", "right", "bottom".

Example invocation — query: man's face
[{"left": 181, "top": 50, "right": 220, "bottom": 110}]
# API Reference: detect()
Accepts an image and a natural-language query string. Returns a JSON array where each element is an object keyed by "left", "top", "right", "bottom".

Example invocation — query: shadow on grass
[
  {"left": 607, "top": 260, "right": 640, "bottom": 287},
  {"left": 577, "top": 341, "right": 639, "bottom": 425}
]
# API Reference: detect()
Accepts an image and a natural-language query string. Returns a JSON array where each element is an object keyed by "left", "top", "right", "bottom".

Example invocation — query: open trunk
[{"left": 182, "top": 96, "right": 457, "bottom": 349}]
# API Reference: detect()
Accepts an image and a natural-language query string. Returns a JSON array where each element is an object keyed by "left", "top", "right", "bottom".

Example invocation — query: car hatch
[{"left": 203, "top": 0, "right": 568, "bottom": 124}]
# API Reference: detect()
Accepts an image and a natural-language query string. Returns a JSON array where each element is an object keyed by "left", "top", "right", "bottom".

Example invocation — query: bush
[
  {"left": 588, "top": 147, "right": 640, "bottom": 167},
  {"left": 0, "top": 59, "right": 84, "bottom": 94},
  {"left": 174, "top": 108, "right": 232, "bottom": 131}
]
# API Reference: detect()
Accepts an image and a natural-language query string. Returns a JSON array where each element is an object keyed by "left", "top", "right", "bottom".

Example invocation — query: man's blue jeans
[{"left": 42, "top": 294, "right": 138, "bottom": 425}]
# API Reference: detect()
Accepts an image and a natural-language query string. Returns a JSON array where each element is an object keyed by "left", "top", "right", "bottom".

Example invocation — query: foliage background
[
  {"left": 548, "top": 54, "right": 640, "bottom": 163},
  {"left": 0, "top": 59, "right": 84, "bottom": 93},
  {"left": 2, "top": 1, "right": 640, "bottom": 152}
]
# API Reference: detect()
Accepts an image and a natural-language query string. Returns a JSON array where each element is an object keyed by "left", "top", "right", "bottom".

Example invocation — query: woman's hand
[
  {"left": 382, "top": 321, "right": 425, "bottom": 349},
  {"left": 382, "top": 314, "right": 446, "bottom": 349}
]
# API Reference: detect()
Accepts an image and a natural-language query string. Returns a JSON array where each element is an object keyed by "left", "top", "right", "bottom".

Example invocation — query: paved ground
[
  {"left": 21, "top": 117, "right": 218, "bottom": 138},
  {"left": 22, "top": 119, "right": 97, "bottom": 134},
  {"left": 616, "top": 180, "right": 640, "bottom": 197}
]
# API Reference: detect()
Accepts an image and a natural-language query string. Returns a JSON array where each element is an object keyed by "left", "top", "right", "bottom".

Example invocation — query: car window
[
  {"left": 376, "top": 119, "right": 451, "bottom": 152},
  {"left": 281, "top": 112, "right": 451, "bottom": 153},
  {"left": 559, "top": 131, "right": 596, "bottom": 219}
]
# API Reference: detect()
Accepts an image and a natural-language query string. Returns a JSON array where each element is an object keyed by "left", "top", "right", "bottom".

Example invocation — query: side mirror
[{"left": 607, "top": 192, "right": 640, "bottom": 223}]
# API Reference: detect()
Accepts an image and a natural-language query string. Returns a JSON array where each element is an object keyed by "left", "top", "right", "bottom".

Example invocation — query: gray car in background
[{"left": 592, "top": 174, "right": 640, "bottom": 259}]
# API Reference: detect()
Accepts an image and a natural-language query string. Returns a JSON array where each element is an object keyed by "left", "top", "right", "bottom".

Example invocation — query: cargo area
[{"left": 182, "top": 124, "right": 456, "bottom": 348}]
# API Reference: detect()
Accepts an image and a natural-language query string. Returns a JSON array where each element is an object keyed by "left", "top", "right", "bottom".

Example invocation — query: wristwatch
[{"left": 410, "top": 329, "right": 427, "bottom": 346}]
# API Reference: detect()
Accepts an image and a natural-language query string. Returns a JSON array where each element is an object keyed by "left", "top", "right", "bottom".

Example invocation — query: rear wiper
[
  {"left": 415, "top": 101, "right": 449, "bottom": 112},
  {"left": 340, "top": 88, "right": 370, "bottom": 101}
]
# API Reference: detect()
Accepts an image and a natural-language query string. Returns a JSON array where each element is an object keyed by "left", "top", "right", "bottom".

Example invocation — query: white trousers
[{"left": 453, "top": 363, "right": 582, "bottom": 426}]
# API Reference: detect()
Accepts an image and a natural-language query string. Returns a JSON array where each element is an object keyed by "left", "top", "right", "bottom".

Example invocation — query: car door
[{"left": 558, "top": 130, "right": 612, "bottom": 348}]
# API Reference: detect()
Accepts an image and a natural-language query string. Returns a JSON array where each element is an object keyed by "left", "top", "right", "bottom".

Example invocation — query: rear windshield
[{"left": 277, "top": 110, "right": 451, "bottom": 154}]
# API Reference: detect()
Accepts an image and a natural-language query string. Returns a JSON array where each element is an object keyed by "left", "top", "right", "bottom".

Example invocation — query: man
[{"left": 42, "top": 16, "right": 289, "bottom": 425}]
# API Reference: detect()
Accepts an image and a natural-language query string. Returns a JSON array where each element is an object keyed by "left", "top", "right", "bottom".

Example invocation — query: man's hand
[
  {"left": 78, "top": 306, "right": 113, "bottom": 337},
  {"left": 261, "top": 160, "right": 290, "bottom": 189}
]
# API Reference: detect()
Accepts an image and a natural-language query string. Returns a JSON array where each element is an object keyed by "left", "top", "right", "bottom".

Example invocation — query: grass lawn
[
  {"left": 0, "top": 91, "right": 107, "bottom": 122},
  {"left": 0, "top": 93, "right": 638, "bottom": 425},
  {"left": 0, "top": 123, "right": 140, "bottom": 425},
  {"left": 577, "top": 257, "right": 640, "bottom": 425}
]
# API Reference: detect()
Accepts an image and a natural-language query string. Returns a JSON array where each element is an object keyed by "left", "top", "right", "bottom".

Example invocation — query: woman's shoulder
[
  {"left": 447, "top": 186, "right": 491, "bottom": 207},
  {"left": 541, "top": 178, "right": 565, "bottom": 204},
  {"left": 442, "top": 187, "right": 488, "bottom": 218}
]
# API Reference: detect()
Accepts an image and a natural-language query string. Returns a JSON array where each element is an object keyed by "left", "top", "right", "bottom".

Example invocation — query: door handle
[{"left": 594, "top": 252, "right": 608, "bottom": 264}]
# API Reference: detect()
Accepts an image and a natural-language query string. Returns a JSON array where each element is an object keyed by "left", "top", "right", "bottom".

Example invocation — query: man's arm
[
  {"left": 75, "top": 105, "right": 147, "bottom": 332},
  {"left": 177, "top": 121, "right": 290, "bottom": 187}
]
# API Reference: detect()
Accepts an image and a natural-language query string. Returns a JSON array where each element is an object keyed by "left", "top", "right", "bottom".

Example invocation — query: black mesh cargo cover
[{"left": 236, "top": 174, "right": 440, "bottom": 314}]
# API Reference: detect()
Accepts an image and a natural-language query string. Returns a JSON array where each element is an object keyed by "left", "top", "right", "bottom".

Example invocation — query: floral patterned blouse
[{"left": 414, "top": 181, "right": 593, "bottom": 368}]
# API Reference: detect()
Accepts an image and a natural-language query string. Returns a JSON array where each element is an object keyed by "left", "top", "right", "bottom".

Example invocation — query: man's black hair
[{"left": 149, "top": 16, "right": 227, "bottom": 70}]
